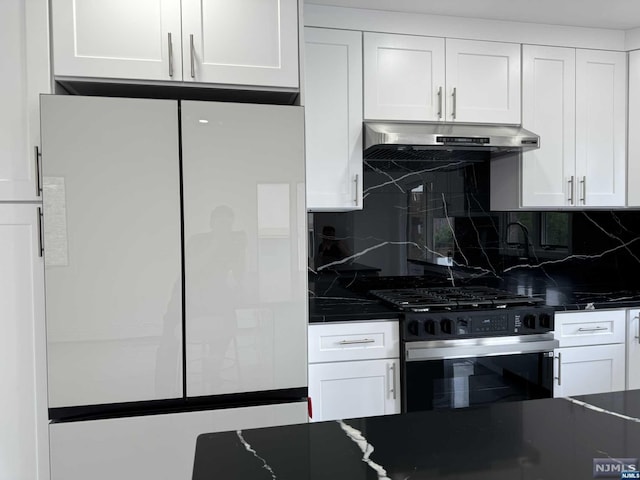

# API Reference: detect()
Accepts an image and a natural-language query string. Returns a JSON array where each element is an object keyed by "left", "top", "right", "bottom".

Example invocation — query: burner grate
[{"left": 370, "top": 286, "right": 543, "bottom": 312}]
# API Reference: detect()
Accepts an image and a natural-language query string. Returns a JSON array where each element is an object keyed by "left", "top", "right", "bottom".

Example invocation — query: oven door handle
[{"left": 405, "top": 335, "right": 559, "bottom": 361}]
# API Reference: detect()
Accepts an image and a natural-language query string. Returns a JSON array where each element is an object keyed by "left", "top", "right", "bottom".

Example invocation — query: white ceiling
[{"left": 305, "top": 0, "right": 640, "bottom": 30}]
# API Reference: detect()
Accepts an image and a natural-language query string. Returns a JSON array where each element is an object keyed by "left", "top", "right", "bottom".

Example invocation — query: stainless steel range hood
[{"left": 364, "top": 122, "right": 540, "bottom": 161}]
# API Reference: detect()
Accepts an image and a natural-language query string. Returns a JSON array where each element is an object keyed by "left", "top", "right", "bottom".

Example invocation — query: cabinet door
[
  {"left": 363, "top": 33, "right": 445, "bottom": 121},
  {"left": 575, "top": 49, "right": 626, "bottom": 207},
  {"left": 181, "top": 101, "right": 306, "bottom": 397},
  {"left": 521, "top": 46, "right": 576, "bottom": 208},
  {"left": 445, "top": 39, "right": 521, "bottom": 124},
  {"left": 41, "top": 96, "right": 183, "bottom": 408},
  {"left": 305, "top": 28, "right": 363, "bottom": 212},
  {"left": 308, "top": 359, "right": 400, "bottom": 422},
  {"left": 629, "top": 51, "right": 640, "bottom": 207},
  {"left": 181, "top": 0, "right": 298, "bottom": 88},
  {"left": 0, "top": 0, "right": 50, "bottom": 201},
  {"left": 628, "top": 310, "right": 640, "bottom": 390},
  {"left": 50, "top": 402, "right": 307, "bottom": 480},
  {"left": 0, "top": 205, "right": 48, "bottom": 480},
  {"left": 553, "top": 344, "right": 625, "bottom": 397},
  {"left": 51, "top": 0, "right": 181, "bottom": 81}
]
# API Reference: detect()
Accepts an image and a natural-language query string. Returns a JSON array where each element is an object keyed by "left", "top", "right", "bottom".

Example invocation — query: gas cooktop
[{"left": 370, "top": 286, "right": 544, "bottom": 313}]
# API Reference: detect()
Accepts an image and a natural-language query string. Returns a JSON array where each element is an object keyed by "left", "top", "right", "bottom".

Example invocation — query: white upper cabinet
[
  {"left": 181, "top": 0, "right": 298, "bottom": 87},
  {"left": 363, "top": 34, "right": 520, "bottom": 124},
  {"left": 304, "top": 27, "right": 363, "bottom": 211},
  {"left": 364, "top": 33, "right": 445, "bottom": 121},
  {"left": 51, "top": 0, "right": 182, "bottom": 81},
  {"left": 575, "top": 49, "right": 626, "bottom": 207},
  {"left": 445, "top": 39, "right": 521, "bottom": 124},
  {"left": 629, "top": 51, "right": 640, "bottom": 207},
  {"left": 495, "top": 46, "right": 626, "bottom": 210},
  {"left": 1, "top": 0, "right": 50, "bottom": 201},
  {"left": 51, "top": 0, "right": 299, "bottom": 88},
  {"left": 521, "top": 45, "right": 576, "bottom": 208}
]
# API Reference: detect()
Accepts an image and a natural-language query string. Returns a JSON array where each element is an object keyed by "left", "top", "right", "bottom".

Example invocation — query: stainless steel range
[{"left": 370, "top": 286, "right": 559, "bottom": 413}]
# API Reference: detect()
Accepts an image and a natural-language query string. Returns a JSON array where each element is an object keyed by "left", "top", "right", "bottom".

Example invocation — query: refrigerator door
[
  {"left": 41, "top": 95, "right": 183, "bottom": 408},
  {"left": 181, "top": 101, "right": 307, "bottom": 397}
]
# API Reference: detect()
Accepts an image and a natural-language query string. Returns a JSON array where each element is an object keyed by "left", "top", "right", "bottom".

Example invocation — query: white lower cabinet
[
  {"left": 0, "top": 205, "right": 48, "bottom": 480},
  {"left": 554, "top": 344, "right": 625, "bottom": 397},
  {"left": 553, "top": 310, "right": 626, "bottom": 397},
  {"left": 49, "top": 402, "right": 307, "bottom": 480},
  {"left": 308, "top": 321, "right": 400, "bottom": 422},
  {"left": 627, "top": 309, "right": 640, "bottom": 390},
  {"left": 309, "top": 358, "right": 399, "bottom": 422}
]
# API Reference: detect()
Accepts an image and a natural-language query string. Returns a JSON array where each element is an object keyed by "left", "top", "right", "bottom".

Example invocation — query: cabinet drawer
[
  {"left": 308, "top": 321, "right": 399, "bottom": 363},
  {"left": 554, "top": 310, "right": 625, "bottom": 347}
]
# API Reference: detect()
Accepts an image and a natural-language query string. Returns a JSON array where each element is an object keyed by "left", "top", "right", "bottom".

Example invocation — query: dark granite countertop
[
  {"left": 193, "top": 390, "right": 640, "bottom": 479},
  {"left": 308, "top": 268, "right": 640, "bottom": 323}
]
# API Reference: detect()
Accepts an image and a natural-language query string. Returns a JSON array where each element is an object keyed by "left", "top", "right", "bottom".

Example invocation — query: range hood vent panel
[{"left": 364, "top": 122, "right": 540, "bottom": 161}]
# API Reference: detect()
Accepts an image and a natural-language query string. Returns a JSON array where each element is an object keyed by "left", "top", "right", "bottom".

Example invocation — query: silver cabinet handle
[
  {"left": 451, "top": 87, "right": 457, "bottom": 119},
  {"left": 554, "top": 351, "right": 561, "bottom": 386},
  {"left": 190, "top": 34, "right": 195, "bottom": 78},
  {"left": 337, "top": 338, "right": 375, "bottom": 345},
  {"left": 37, "top": 207, "right": 44, "bottom": 257},
  {"left": 389, "top": 362, "right": 397, "bottom": 400},
  {"left": 578, "top": 326, "right": 607, "bottom": 332},
  {"left": 353, "top": 174, "right": 359, "bottom": 205},
  {"left": 580, "top": 176, "right": 586, "bottom": 204},
  {"left": 168, "top": 33, "right": 174, "bottom": 77},
  {"left": 634, "top": 315, "right": 640, "bottom": 344},
  {"left": 567, "top": 176, "right": 574, "bottom": 205},
  {"left": 437, "top": 86, "right": 443, "bottom": 119}
]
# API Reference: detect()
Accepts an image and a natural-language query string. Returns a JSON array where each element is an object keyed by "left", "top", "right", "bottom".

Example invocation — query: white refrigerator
[{"left": 40, "top": 95, "right": 307, "bottom": 479}]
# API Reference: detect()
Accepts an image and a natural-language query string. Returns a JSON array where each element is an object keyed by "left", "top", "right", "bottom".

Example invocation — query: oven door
[{"left": 403, "top": 334, "right": 559, "bottom": 412}]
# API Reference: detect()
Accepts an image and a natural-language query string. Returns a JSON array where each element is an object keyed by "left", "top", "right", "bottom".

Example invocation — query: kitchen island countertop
[{"left": 193, "top": 390, "right": 640, "bottom": 479}]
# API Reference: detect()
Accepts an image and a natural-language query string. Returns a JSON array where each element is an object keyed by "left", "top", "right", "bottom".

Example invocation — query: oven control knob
[
  {"left": 440, "top": 318, "right": 453, "bottom": 334},
  {"left": 424, "top": 319, "right": 436, "bottom": 335},
  {"left": 539, "top": 313, "right": 552, "bottom": 329},
  {"left": 523, "top": 314, "right": 537, "bottom": 329},
  {"left": 407, "top": 321, "right": 420, "bottom": 336}
]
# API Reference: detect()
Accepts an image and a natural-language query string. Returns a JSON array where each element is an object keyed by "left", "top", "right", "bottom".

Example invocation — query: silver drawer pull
[
  {"left": 389, "top": 362, "right": 397, "bottom": 400},
  {"left": 337, "top": 338, "right": 375, "bottom": 345},
  {"left": 577, "top": 326, "right": 607, "bottom": 332}
]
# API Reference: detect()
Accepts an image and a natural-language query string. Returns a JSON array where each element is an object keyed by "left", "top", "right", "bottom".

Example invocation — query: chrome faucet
[{"left": 505, "top": 222, "right": 530, "bottom": 262}]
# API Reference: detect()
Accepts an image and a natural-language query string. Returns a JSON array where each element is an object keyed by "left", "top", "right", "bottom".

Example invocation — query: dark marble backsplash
[{"left": 310, "top": 157, "right": 640, "bottom": 300}]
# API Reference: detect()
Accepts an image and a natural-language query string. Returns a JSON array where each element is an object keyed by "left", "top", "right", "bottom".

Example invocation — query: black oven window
[{"left": 405, "top": 353, "right": 554, "bottom": 412}]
